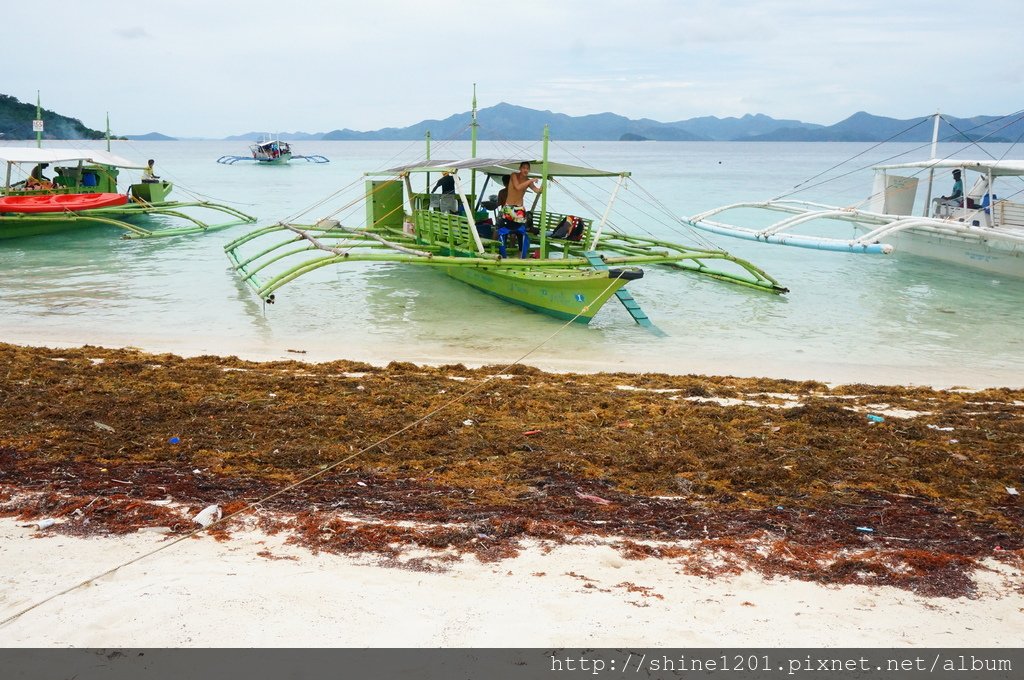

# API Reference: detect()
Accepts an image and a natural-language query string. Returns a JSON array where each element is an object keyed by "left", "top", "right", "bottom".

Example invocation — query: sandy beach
[
  {"left": 2, "top": 518, "right": 1021, "bottom": 647},
  {"left": 1, "top": 342, "right": 1022, "bottom": 647}
]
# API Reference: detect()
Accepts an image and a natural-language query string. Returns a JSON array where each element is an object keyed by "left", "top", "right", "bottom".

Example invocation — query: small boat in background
[
  {"left": 0, "top": 147, "right": 256, "bottom": 239},
  {"left": 217, "top": 135, "right": 329, "bottom": 165}
]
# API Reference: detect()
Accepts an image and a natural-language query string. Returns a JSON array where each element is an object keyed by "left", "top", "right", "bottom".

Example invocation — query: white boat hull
[{"left": 868, "top": 225, "right": 1024, "bottom": 278}]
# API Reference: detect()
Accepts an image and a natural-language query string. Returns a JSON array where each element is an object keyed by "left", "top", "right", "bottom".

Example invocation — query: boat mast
[
  {"left": 470, "top": 84, "right": 478, "bottom": 196},
  {"left": 425, "top": 130, "right": 431, "bottom": 192},
  {"left": 105, "top": 112, "right": 111, "bottom": 152},
  {"left": 922, "top": 111, "right": 941, "bottom": 216},
  {"left": 539, "top": 125, "right": 550, "bottom": 257}
]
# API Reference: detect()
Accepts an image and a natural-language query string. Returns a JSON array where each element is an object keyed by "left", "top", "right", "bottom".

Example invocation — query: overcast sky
[{"left": 8, "top": 0, "right": 1023, "bottom": 138}]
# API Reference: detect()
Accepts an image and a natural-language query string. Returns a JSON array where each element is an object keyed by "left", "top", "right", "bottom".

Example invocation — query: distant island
[{"left": 124, "top": 132, "right": 177, "bottom": 141}]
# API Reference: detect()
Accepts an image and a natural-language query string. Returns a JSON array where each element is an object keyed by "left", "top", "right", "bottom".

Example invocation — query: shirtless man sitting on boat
[{"left": 25, "top": 163, "right": 54, "bottom": 190}]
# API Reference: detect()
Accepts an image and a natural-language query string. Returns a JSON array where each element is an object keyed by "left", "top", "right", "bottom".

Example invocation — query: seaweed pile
[{"left": 1, "top": 343, "right": 1021, "bottom": 597}]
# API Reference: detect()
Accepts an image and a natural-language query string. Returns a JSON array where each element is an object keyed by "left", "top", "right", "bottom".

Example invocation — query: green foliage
[{"left": 0, "top": 93, "right": 105, "bottom": 141}]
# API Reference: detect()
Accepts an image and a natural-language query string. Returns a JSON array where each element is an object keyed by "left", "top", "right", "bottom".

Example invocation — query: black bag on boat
[{"left": 551, "top": 215, "right": 584, "bottom": 241}]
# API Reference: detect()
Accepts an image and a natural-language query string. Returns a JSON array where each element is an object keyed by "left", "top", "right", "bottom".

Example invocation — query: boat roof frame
[
  {"left": 875, "top": 159, "right": 1024, "bottom": 177},
  {"left": 369, "top": 157, "right": 630, "bottom": 179},
  {"left": 0, "top": 146, "right": 146, "bottom": 169}
]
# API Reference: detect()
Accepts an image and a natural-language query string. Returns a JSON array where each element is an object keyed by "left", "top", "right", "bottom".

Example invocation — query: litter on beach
[{"left": 193, "top": 504, "right": 222, "bottom": 528}]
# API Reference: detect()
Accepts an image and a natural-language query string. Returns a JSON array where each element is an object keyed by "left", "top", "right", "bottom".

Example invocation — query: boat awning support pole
[
  {"left": 539, "top": 125, "right": 550, "bottom": 258},
  {"left": 923, "top": 112, "right": 941, "bottom": 216},
  {"left": 425, "top": 131, "right": 431, "bottom": 193},
  {"left": 402, "top": 174, "right": 416, "bottom": 216},
  {"left": 453, "top": 172, "right": 485, "bottom": 253},
  {"left": 589, "top": 174, "right": 626, "bottom": 251}
]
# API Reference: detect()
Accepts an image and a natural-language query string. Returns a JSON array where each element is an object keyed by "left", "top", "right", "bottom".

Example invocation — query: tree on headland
[{"left": 0, "top": 93, "right": 109, "bottom": 140}]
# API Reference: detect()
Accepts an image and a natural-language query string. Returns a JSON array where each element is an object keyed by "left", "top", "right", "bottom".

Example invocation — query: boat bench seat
[
  {"left": 994, "top": 200, "right": 1024, "bottom": 227},
  {"left": 413, "top": 209, "right": 480, "bottom": 249}
]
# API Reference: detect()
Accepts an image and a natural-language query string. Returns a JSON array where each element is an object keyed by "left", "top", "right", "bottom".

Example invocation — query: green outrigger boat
[
  {"left": 0, "top": 147, "right": 255, "bottom": 239},
  {"left": 226, "top": 105, "right": 785, "bottom": 325}
]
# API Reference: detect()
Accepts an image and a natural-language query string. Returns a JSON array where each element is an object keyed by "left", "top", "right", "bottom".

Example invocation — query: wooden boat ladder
[{"left": 582, "top": 251, "right": 665, "bottom": 335}]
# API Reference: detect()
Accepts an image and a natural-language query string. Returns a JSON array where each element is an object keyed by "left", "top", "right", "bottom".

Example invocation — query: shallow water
[{"left": 2, "top": 138, "right": 1022, "bottom": 387}]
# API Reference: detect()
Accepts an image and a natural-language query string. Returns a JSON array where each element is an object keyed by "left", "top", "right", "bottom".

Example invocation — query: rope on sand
[{"left": 0, "top": 276, "right": 622, "bottom": 629}]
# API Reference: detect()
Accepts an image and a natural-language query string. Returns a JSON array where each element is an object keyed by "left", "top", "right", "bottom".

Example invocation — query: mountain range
[
  {"left": 224, "top": 103, "right": 1023, "bottom": 144},
  {"left": 1, "top": 93, "right": 1019, "bottom": 144}
]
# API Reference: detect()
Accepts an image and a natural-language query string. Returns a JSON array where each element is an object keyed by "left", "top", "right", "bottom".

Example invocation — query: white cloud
[{"left": 5, "top": 0, "right": 1022, "bottom": 136}]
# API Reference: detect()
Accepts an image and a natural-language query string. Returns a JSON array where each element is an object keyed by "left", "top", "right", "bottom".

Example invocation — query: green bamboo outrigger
[{"left": 225, "top": 108, "right": 785, "bottom": 325}]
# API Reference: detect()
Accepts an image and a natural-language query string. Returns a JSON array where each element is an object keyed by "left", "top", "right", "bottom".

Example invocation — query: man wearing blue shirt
[{"left": 932, "top": 169, "right": 963, "bottom": 216}]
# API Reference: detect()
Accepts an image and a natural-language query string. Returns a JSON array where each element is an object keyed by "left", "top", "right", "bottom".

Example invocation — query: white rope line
[{"left": 0, "top": 275, "right": 622, "bottom": 629}]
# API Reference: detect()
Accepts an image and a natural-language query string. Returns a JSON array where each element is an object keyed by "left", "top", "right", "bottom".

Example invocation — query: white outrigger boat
[
  {"left": 217, "top": 135, "right": 329, "bottom": 165},
  {"left": 689, "top": 114, "right": 1024, "bottom": 278}
]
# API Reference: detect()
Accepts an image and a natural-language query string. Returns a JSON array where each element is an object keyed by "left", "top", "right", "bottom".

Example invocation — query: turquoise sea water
[{"left": 2, "top": 138, "right": 1022, "bottom": 388}]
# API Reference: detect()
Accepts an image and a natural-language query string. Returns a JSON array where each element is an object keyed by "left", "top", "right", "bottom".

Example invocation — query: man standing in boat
[
  {"left": 932, "top": 169, "right": 963, "bottom": 216},
  {"left": 431, "top": 171, "right": 455, "bottom": 195},
  {"left": 497, "top": 161, "right": 542, "bottom": 257},
  {"left": 502, "top": 161, "right": 542, "bottom": 224}
]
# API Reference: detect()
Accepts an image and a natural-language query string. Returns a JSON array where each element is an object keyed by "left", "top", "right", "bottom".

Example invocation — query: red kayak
[{"left": 0, "top": 192, "right": 129, "bottom": 214}]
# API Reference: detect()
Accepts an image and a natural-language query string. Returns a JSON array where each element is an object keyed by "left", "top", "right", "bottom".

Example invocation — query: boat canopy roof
[
  {"left": 372, "top": 157, "right": 629, "bottom": 178},
  {"left": 0, "top": 147, "right": 145, "bottom": 169},
  {"left": 876, "top": 159, "right": 1024, "bottom": 177}
]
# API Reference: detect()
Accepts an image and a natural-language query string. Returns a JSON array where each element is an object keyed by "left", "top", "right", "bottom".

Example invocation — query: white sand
[{"left": 1, "top": 518, "right": 1020, "bottom": 647}]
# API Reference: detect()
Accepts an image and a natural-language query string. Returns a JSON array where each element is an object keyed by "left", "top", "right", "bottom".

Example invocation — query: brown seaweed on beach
[{"left": 0, "top": 342, "right": 1021, "bottom": 598}]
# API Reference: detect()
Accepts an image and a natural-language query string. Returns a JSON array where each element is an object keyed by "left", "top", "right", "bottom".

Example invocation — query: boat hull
[
  {"left": 254, "top": 153, "right": 292, "bottom": 165},
  {"left": 861, "top": 226, "right": 1024, "bottom": 278},
  {"left": 0, "top": 215, "right": 96, "bottom": 239},
  {"left": 444, "top": 264, "right": 635, "bottom": 322},
  {"left": 0, "top": 193, "right": 132, "bottom": 239}
]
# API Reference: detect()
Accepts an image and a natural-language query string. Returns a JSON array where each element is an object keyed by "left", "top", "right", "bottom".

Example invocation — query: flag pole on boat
[{"left": 34, "top": 91, "right": 42, "bottom": 148}]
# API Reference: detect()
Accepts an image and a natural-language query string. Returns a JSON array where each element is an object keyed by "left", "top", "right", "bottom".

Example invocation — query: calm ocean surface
[{"left": 2, "top": 138, "right": 1022, "bottom": 387}]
